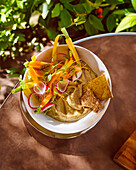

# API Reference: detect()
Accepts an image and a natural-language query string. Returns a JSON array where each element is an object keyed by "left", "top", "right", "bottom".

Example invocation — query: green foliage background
[{"left": 0, "top": 0, "right": 136, "bottom": 60}]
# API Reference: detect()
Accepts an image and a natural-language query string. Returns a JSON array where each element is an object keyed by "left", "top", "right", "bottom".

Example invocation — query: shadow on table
[
  {"left": 22, "top": 114, "right": 92, "bottom": 156},
  {"left": 21, "top": 108, "right": 129, "bottom": 158}
]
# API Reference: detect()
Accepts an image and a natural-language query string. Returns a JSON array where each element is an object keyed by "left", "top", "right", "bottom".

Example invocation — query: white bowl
[{"left": 22, "top": 45, "right": 112, "bottom": 135}]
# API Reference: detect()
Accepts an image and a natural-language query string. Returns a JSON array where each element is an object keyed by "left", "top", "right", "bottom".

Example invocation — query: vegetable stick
[
  {"left": 29, "top": 61, "right": 52, "bottom": 69},
  {"left": 52, "top": 34, "right": 61, "bottom": 62},
  {"left": 28, "top": 67, "right": 38, "bottom": 83},
  {"left": 40, "top": 92, "right": 52, "bottom": 108},
  {"left": 61, "top": 27, "right": 81, "bottom": 67}
]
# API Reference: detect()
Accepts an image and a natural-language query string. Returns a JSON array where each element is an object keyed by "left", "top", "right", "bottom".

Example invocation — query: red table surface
[{"left": 0, "top": 34, "right": 136, "bottom": 170}]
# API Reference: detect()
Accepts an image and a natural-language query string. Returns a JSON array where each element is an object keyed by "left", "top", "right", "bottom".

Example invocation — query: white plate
[{"left": 22, "top": 45, "right": 112, "bottom": 134}]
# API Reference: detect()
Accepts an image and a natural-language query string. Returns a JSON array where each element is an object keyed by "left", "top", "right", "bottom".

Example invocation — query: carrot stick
[
  {"left": 23, "top": 88, "right": 32, "bottom": 98},
  {"left": 25, "top": 82, "right": 35, "bottom": 88},
  {"left": 48, "top": 73, "right": 61, "bottom": 89},
  {"left": 52, "top": 34, "right": 61, "bottom": 62},
  {"left": 40, "top": 92, "right": 52, "bottom": 108},
  {"left": 61, "top": 27, "right": 81, "bottom": 67},
  {"left": 29, "top": 61, "right": 52, "bottom": 69},
  {"left": 28, "top": 67, "right": 38, "bottom": 83}
]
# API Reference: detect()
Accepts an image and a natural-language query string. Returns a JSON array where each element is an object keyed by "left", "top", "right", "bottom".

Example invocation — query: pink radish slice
[
  {"left": 33, "top": 81, "right": 47, "bottom": 95},
  {"left": 72, "top": 70, "right": 82, "bottom": 82},
  {"left": 28, "top": 92, "right": 41, "bottom": 109},
  {"left": 56, "top": 79, "right": 69, "bottom": 93},
  {"left": 41, "top": 103, "right": 54, "bottom": 112},
  {"left": 57, "top": 53, "right": 67, "bottom": 56}
]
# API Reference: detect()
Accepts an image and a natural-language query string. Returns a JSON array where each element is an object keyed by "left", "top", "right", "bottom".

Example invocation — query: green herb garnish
[
  {"left": 43, "top": 72, "right": 49, "bottom": 81},
  {"left": 40, "top": 64, "right": 50, "bottom": 72},
  {"left": 52, "top": 114, "right": 58, "bottom": 118},
  {"left": 62, "top": 55, "right": 68, "bottom": 59},
  {"left": 27, "top": 74, "right": 31, "bottom": 79},
  {"left": 34, "top": 107, "right": 42, "bottom": 114},
  {"left": 24, "top": 60, "right": 29, "bottom": 68},
  {"left": 74, "top": 80, "right": 77, "bottom": 85},
  {"left": 53, "top": 100, "right": 58, "bottom": 106},
  {"left": 60, "top": 76, "right": 64, "bottom": 82},
  {"left": 75, "top": 72, "right": 78, "bottom": 78},
  {"left": 46, "top": 74, "right": 52, "bottom": 82},
  {"left": 54, "top": 90, "right": 59, "bottom": 95},
  {"left": 43, "top": 108, "right": 52, "bottom": 115},
  {"left": 12, "top": 75, "right": 27, "bottom": 94},
  {"left": 45, "top": 88, "right": 50, "bottom": 93}
]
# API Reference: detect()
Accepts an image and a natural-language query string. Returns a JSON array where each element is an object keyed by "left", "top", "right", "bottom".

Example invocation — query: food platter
[{"left": 20, "top": 45, "right": 112, "bottom": 138}]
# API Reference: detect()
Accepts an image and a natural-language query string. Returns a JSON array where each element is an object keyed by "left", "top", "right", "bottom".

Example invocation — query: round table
[{"left": 0, "top": 33, "right": 136, "bottom": 170}]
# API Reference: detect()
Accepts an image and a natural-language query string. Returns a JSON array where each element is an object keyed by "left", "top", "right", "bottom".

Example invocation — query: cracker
[{"left": 83, "top": 74, "right": 113, "bottom": 101}]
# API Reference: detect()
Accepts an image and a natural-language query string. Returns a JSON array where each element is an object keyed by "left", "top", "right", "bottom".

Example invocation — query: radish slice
[
  {"left": 33, "top": 81, "right": 47, "bottom": 95},
  {"left": 28, "top": 92, "right": 41, "bottom": 109},
  {"left": 56, "top": 79, "right": 69, "bottom": 93},
  {"left": 41, "top": 102, "right": 54, "bottom": 112},
  {"left": 72, "top": 70, "right": 82, "bottom": 82},
  {"left": 57, "top": 53, "right": 67, "bottom": 56}
]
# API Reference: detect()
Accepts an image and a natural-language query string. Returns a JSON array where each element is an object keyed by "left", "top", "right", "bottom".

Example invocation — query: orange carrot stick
[
  {"left": 28, "top": 67, "right": 38, "bottom": 83},
  {"left": 23, "top": 88, "right": 32, "bottom": 98},
  {"left": 40, "top": 92, "right": 52, "bottom": 108},
  {"left": 29, "top": 61, "right": 52, "bottom": 69}
]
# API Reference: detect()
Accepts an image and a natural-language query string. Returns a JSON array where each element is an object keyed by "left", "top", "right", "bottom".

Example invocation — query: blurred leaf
[
  {"left": 73, "top": 4, "right": 86, "bottom": 14},
  {"left": 38, "top": 16, "right": 47, "bottom": 27},
  {"left": 115, "top": 13, "right": 136, "bottom": 32},
  {"left": 31, "top": 37, "right": 37, "bottom": 44},
  {"left": 16, "top": 0, "right": 26, "bottom": 9},
  {"left": 105, "top": 0, "right": 124, "bottom": 4},
  {"left": 9, "top": 33, "right": 15, "bottom": 42},
  {"left": 1, "top": 14, "right": 6, "bottom": 22},
  {"left": 47, "top": 28, "right": 58, "bottom": 40},
  {"left": 51, "top": 3, "right": 61, "bottom": 18},
  {"left": 18, "top": 33, "right": 26, "bottom": 41},
  {"left": 12, "top": 24, "right": 17, "bottom": 30},
  {"left": 21, "top": 67, "right": 26, "bottom": 75},
  {"left": 95, "top": 0, "right": 103, "bottom": 3},
  {"left": 18, "top": 22, "right": 27, "bottom": 29},
  {"left": 84, "top": 19, "right": 97, "bottom": 35},
  {"left": 130, "top": 25, "right": 136, "bottom": 31},
  {"left": 89, "top": 14, "right": 104, "bottom": 31},
  {"left": 46, "top": 0, "right": 51, "bottom": 4},
  {"left": 60, "top": 9, "right": 72, "bottom": 27},
  {"left": 40, "top": 2, "right": 49, "bottom": 19},
  {"left": 112, "top": 9, "right": 126, "bottom": 15},
  {"left": 83, "top": 2, "right": 94, "bottom": 14},
  {"left": 36, "top": 44, "right": 41, "bottom": 51},
  {"left": 64, "top": 3, "right": 74, "bottom": 12},
  {"left": 107, "top": 14, "right": 116, "bottom": 32},
  {"left": 10, "top": 0, "right": 15, "bottom": 5},
  {"left": 131, "top": 0, "right": 136, "bottom": 11},
  {"left": 0, "top": 42, "right": 8, "bottom": 50},
  {"left": 29, "top": 10, "right": 41, "bottom": 27},
  {"left": 74, "top": 16, "right": 86, "bottom": 26},
  {"left": 6, "top": 67, "right": 17, "bottom": 73},
  {"left": 8, "top": 74, "right": 20, "bottom": 78},
  {"left": 60, "top": 0, "right": 74, "bottom": 3},
  {"left": 102, "top": 7, "right": 109, "bottom": 18},
  {"left": 13, "top": 36, "right": 19, "bottom": 44}
]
